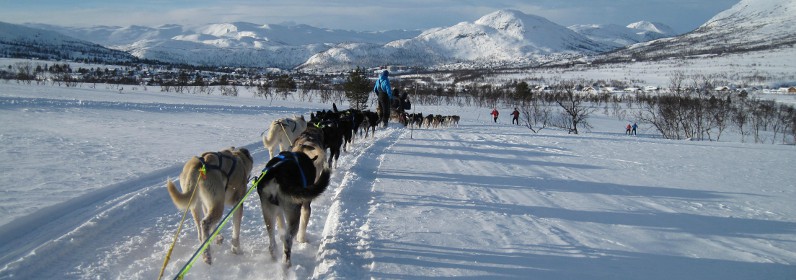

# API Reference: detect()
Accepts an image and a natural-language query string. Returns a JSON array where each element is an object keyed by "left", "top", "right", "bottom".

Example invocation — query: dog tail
[{"left": 166, "top": 179, "right": 194, "bottom": 210}]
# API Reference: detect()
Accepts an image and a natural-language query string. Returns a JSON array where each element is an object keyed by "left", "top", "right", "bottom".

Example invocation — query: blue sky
[{"left": 0, "top": 0, "right": 739, "bottom": 33}]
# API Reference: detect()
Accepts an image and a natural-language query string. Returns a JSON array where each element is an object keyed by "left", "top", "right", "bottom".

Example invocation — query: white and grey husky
[{"left": 262, "top": 115, "right": 307, "bottom": 159}]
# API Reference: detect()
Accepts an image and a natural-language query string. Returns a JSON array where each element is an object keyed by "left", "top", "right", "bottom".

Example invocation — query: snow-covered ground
[
  {"left": 0, "top": 82, "right": 794, "bottom": 279},
  {"left": 489, "top": 47, "right": 796, "bottom": 90}
]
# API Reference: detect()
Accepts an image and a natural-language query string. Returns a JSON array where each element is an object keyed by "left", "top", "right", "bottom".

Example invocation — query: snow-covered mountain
[
  {"left": 569, "top": 21, "right": 675, "bottom": 47},
  {"left": 14, "top": 1, "right": 792, "bottom": 72},
  {"left": 23, "top": 10, "right": 612, "bottom": 71},
  {"left": 595, "top": 0, "right": 796, "bottom": 63},
  {"left": 626, "top": 21, "right": 675, "bottom": 37},
  {"left": 26, "top": 22, "right": 422, "bottom": 69},
  {"left": 25, "top": 24, "right": 186, "bottom": 48},
  {"left": 30, "top": 22, "right": 420, "bottom": 48},
  {"left": 299, "top": 9, "right": 614, "bottom": 71},
  {"left": 0, "top": 21, "right": 135, "bottom": 63}
]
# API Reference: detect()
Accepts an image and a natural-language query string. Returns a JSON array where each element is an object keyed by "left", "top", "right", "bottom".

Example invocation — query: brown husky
[{"left": 166, "top": 147, "right": 253, "bottom": 264}]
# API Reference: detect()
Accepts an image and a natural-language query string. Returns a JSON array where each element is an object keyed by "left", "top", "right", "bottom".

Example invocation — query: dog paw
[
  {"left": 231, "top": 246, "right": 241, "bottom": 255},
  {"left": 215, "top": 235, "right": 224, "bottom": 245},
  {"left": 203, "top": 253, "right": 212, "bottom": 265}
]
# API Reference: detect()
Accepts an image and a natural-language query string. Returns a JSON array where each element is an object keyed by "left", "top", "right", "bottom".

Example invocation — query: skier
[
  {"left": 626, "top": 123, "right": 632, "bottom": 135},
  {"left": 490, "top": 108, "right": 499, "bottom": 123},
  {"left": 373, "top": 70, "right": 393, "bottom": 127},
  {"left": 632, "top": 122, "right": 638, "bottom": 135},
  {"left": 511, "top": 108, "right": 520, "bottom": 125}
]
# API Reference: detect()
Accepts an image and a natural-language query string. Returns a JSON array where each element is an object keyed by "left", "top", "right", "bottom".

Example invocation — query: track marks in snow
[
  {"left": 0, "top": 124, "right": 407, "bottom": 280},
  {"left": 313, "top": 127, "right": 404, "bottom": 279},
  {"left": 0, "top": 142, "right": 269, "bottom": 279}
]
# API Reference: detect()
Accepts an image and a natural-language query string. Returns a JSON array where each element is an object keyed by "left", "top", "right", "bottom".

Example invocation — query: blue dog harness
[
  {"left": 256, "top": 152, "right": 308, "bottom": 189},
  {"left": 255, "top": 152, "right": 309, "bottom": 207},
  {"left": 276, "top": 152, "right": 308, "bottom": 188}
]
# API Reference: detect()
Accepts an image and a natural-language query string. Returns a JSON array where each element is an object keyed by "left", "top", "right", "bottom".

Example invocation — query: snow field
[{"left": 0, "top": 82, "right": 794, "bottom": 279}]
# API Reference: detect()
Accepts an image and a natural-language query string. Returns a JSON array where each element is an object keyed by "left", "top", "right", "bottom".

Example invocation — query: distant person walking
[
  {"left": 632, "top": 122, "right": 638, "bottom": 135},
  {"left": 626, "top": 123, "right": 632, "bottom": 135},
  {"left": 491, "top": 108, "right": 499, "bottom": 123},
  {"left": 373, "top": 70, "right": 393, "bottom": 127},
  {"left": 511, "top": 108, "right": 520, "bottom": 125}
]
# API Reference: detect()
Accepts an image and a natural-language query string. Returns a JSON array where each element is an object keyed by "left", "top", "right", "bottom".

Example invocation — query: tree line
[{"left": 2, "top": 61, "right": 794, "bottom": 144}]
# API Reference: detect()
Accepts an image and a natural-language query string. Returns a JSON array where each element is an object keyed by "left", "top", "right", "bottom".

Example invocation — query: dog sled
[{"left": 389, "top": 91, "right": 411, "bottom": 126}]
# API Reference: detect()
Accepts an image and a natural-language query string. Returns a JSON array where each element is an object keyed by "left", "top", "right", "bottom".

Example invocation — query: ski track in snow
[{"left": 313, "top": 126, "right": 404, "bottom": 279}]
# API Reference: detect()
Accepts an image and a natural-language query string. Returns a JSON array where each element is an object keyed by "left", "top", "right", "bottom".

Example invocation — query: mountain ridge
[
  {"left": 300, "top": 9, "right": 615, "bottom": 71},
  {"left": 593, "top": 0, "right": 796, "bottom": 63},
  {"left": 3, "top": 1, "right": 794, "bottom": 72},
  {"left": 0, "top": 21, "right": 135, "bottom": 63},
  {"left": 569, "top": 21, "right": 675, "bottom": 47}
]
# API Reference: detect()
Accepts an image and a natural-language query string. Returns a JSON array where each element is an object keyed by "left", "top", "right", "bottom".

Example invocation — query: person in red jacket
[
  {"left": 511, "top": 108, "right": 520, "bottom": 125},
  {"left": 490, "top": 108, "right": 499, "bottom": 123}
]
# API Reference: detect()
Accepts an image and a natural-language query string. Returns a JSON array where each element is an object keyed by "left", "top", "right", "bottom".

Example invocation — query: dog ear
[{"left": 239, "top": 148, "right": 252, "bottom": 160}]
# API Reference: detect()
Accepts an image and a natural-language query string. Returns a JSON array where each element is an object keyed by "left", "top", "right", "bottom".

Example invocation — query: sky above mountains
[{"left": 1, "top": 0, "right": 738, "bottom": 34}]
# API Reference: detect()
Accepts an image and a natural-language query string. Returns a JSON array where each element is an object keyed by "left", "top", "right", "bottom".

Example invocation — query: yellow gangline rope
[
  {"left": 157, "top": 165, "right": 205, "bottom": 280},
  {"left": 279, "top": 122, "right": 293, "bottom": 148},
  {"left": 173, "top": 169, "right": 269, "bottom": 280}
]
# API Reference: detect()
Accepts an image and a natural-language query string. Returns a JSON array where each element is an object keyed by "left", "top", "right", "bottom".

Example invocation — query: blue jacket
[{"left": 373, "top": 71, "right": 393, "bottom": 99}]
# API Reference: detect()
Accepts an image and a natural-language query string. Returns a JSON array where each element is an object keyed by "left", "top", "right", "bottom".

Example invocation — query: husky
[
  {"left": 292, "top": 126, "right": 327, "bottom": 182},
  {"left": 447, "top": 115, "right": 461, "bottom": 127},
  {"left": 263, "top": 115, "right": 307, "bottom": 159},
  {"left": 409, "top": 113, "right": 424, "bottom": 128},
  {"left": 433, "top": 114, "right": 444, "bottom": 128},
  {"left": 423, "top": 114, "right": 434, "bottom": 128},
  {"left": 362, "top": 110, "right": 380, "bottom": 138},
  {"left": 166, "top": 147, "right": 253, "bottom": 265},
  {"left": 254, "top": 149, "right": 330, "bottom": 267},
  {"left": 310, "top": 112, "right": 343, "bottom": 169}
]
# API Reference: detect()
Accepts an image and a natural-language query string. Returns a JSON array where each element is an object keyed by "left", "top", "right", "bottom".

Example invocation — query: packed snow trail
[
  {"left": 0, "top": 125, "right": 405, "bottom": 279},
  {"left": 312, "top": 124, "right": 405, "bottom": 278},
  {"left": 2, "top": 81, "right": 796, "bottom": 279},
  {"left": 310, "top": 122, "right": 796, "bottom": 279}
]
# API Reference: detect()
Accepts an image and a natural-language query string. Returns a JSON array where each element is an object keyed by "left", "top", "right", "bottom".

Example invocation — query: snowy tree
[
  {"left": 343, "top": 67, "right": 371, "bottom": 110},
  {"left": 553, "top": 81, "right": 594, "bottom": 134}
]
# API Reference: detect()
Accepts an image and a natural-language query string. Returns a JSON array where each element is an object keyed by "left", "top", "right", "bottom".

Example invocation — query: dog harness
[
  {"left": 279, "top": 118, "right": 299, "bottom": 133},
  {"left": 276, "top": 152, "right": 308, "bottom": 188},
  {"left": 196, "top": 152, "right": 238, "bottom": 190},
  {"left": 256, "top": 152, "right": 309, "bottom": 206}
]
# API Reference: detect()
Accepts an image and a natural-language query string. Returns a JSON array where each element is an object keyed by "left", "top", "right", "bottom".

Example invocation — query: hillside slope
[
  {"left": 595, "top": 0, "right": 796, "bottom": 62},
  {"left": 0, "top": 21, "right": 135, "bottom": 63}
]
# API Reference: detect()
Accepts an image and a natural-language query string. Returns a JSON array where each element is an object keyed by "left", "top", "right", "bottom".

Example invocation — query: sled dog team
[
  {"left": 166, "top": 103, "right": 458, "bottom": 269},
  {"left": 165, "top": 104, "right": 381, "bottom": 268}
]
